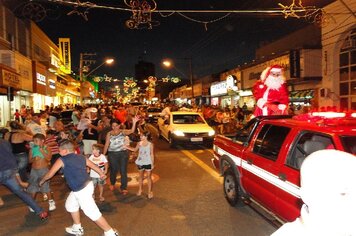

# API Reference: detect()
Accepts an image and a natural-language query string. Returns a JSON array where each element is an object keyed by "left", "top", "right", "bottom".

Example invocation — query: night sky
[{"left": 11, "top": 0, "right": 334, "bottom": 81}]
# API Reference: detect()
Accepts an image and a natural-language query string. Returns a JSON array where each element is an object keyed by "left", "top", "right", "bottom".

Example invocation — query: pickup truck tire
[{"left": 223, "top": 168, "right": 240, "bottom": 206}]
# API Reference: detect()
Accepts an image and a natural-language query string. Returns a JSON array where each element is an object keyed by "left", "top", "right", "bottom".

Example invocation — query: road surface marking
[{"left": 180, "top": 149, "right": 223, "bottom": 184}]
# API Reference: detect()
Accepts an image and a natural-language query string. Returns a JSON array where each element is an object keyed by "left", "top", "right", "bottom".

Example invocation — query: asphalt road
[{"left": 0, "top": 124, "right": 277, "bottom": 236}]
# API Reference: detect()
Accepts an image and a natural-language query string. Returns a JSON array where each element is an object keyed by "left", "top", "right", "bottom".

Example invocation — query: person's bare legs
[
  {"left": 147, "top": 171, "right": 153, "bottom": 199},
  {"left": 94, "top": 216, "right": 112, "bottom": 232},
  {"left": 70, "top": 210, "right": 81, "bottom": 225},
  {"left": 98, "top": 184, "right": 105, "bottom": 201},
  {"left": 137, "top": 170, "right": 144, "bottom": 196}
]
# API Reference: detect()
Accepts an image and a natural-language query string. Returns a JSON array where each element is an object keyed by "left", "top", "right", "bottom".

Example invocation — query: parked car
[
  {"left": 157, "top": 111, "right": 215, "bottom": 148},
  {"left": 146, "top": 107, "right": 162, "bottom": 123},
  {"left": 212, "top": 112, "right": 356, "bottom": 224}
]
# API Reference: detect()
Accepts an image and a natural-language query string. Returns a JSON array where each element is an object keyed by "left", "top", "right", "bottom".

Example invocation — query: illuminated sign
[
  {"left": 50, "top": 54, "right": 60, "bottom": 68},
  {"left": 211, "top": 81, "right": 227, "bottom": 96},
  {"left": 49, "top": 79, "right": 56, "bottom": 89},
  {"left": 226, "top": 75, "right": 239, "bottom": 91},
  {"left": 36, "top": 73, "right": 46, "bottom": 85},
  {"left": 59, "top": 38, "right": 71, "bottom": 74}
]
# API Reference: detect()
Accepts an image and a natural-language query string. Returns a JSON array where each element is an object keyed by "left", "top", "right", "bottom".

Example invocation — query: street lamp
[
  {"left": 162, "top": 58, "right": 194, "bottom": 101},
  {"left": 79, "top": 57, "right": 114, "bottom": 104},
  {"left": 85, "top": 58, "right": 114, "bottom": 78}
]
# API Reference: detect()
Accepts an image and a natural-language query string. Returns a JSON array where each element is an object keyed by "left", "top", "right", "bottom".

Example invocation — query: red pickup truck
[{"left": 212, "top": 113, "right": 356, "bottom": 224}]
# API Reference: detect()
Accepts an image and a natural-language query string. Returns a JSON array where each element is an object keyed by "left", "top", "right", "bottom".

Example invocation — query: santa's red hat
[{"left": 260, "top": 65, "right": 285, "bottom": 82}]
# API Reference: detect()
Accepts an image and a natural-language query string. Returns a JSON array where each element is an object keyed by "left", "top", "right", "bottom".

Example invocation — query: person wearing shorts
[
  {"left": 126, "top": 131, "right": 155, "bottom": 199},
  {"left": 28, "top": 133, "right": 56, "bottom": 212},
  {"left": 39, "top": 140, "right": 119, "bottom": 236},
  {"left": 89, "top": 144, "right": 108, "bottom": 202}
]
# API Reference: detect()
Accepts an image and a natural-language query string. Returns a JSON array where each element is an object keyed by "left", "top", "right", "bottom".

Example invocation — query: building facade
[{"left": 321, "top": 0, "right": 356, "bottom": 110}]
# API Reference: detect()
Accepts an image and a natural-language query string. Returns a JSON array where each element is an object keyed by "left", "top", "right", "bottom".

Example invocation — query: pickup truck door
[
  {"left": 274, "top": 131, "right": 335, "bottom": 222},
  {"left": 241, "top": 124, "right": 292, "bottom": 216}
]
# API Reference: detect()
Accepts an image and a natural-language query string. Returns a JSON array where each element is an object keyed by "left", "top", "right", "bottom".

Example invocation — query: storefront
[
  {"left": 32, "top": 61, "right": 48, "bottom": 113},
  {"left": 210, "top": 76, "right": 241, "bottom": 108},
  {"left": 210, "top": 81, "right": 227, "bottom": 107},
  {"left": 0, "top": 64, "right": 21, "bottom": 126},
  {"left": 14, "top": 52, "right": 33, "bottom": 113},
  {"left": 289, "top": 89, "right": 315, "bottom": 104}
]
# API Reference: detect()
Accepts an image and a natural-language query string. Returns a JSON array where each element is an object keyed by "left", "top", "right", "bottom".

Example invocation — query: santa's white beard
[{"left": 264, "top": 75, "right": 284, "bottom": 90}]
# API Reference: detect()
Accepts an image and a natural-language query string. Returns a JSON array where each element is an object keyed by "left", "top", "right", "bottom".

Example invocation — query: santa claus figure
[{"left": 253, "top": 65, "right": 289, "bottom": 116}]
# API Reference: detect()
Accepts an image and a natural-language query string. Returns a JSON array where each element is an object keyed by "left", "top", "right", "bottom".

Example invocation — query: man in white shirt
[{"left": 26, "top": 113, "right": 46, "bottom": 135}]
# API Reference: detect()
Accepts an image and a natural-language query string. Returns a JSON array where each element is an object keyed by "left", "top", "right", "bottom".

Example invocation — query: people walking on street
[
  {"left": 126, "top": 131, "right": 155, "bottom": 199},
  {"left": 82, "top": 108, "right": 101, "bottom": 158},
  {"left": 98, "top": 115, "right": 112, "bottom": 145},
  {"left": 28, "top": 133, "right": 56, "bottom": 212},
  {"left": 26, "top": 113, "right": 47, "bottom": 136},
  {"left": 14, "top": 109, "right": 21, "bottom": 122},
  {"left": 89, "top": 144, "right": 108, "bottom": 202},
  {"left": 39, "top": 140, "right": 119, "bottom": 236},
  {"left": 103, "top": 117, "right": 139, "bottom": 194},
  {"left": 45, "top": 129, "right": 60, "bottom": 168},
  {"left": 4, "top": 121, "right": 33, "bottom": 182},
  {"left": 0, "top": 139, "right": 48, "bottom": 220},
  {"left": 20, "top": 105, "right": 27, "bottom": 124}
]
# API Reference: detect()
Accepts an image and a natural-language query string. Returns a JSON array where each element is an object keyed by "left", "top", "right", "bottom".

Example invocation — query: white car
[{"left": 157, "top": 111, "right": 215, "bottom": 148}]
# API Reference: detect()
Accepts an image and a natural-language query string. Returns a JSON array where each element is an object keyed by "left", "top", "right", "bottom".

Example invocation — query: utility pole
[
  {"left": 79, "top": 52, "right": 96, "bottom": 104},
  {"left": 188, "top": 57, "right": 194, "bottom": 103}
]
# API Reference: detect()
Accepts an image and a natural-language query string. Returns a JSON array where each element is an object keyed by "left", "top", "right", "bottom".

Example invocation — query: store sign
[
  {"left": 59, "top": 38, "right": 71, "bottom": 74},
  {"left": 51, "top": 54, "right": 60, "bottom": 69},
  {"left": 36, "top": 73, "right": 46, "bottom": 85},
  {"left": 2, "top": 69, "right": 20, "bottom": 88},
  {"left": 49, "top": 79, "right": 56, "bottom": 89},
  {"left": 226, "top": 75, "right": 239, "bottom": 91},
  {"left": 211, "top": 81, "right": 227, "bottom": 96}
]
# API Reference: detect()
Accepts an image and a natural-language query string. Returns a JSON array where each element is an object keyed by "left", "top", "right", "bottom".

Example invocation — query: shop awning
[{"left": 289, "top": 90, "right": 314, "bottom": 101}]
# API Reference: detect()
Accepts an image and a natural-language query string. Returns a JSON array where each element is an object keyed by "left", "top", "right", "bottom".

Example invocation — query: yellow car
[{"left": 157, "top": 111, "right": 215, "bottom": 148}]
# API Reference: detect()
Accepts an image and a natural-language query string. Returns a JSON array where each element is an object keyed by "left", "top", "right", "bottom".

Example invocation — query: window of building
[{"left": 339, "top": 28, "right": 356, "bottom": 110}]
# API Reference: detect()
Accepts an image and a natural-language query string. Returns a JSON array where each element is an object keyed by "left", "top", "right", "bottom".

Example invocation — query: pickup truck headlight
[
  {"left": 208, "top": 130, "right": 215, "bottom": 136},
  {"left": 173, "top": 130, "right": 185, "bottom": 136}
]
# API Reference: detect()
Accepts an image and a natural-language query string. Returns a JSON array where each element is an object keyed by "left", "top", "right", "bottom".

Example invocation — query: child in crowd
[
  {"left": 39, "top": 140, "right": 119, "bottom": 236},
  {"left": 28, "top": 133, "right": 56, "bottom": 212},
  {"left": 14, "top": 109, "right": 20, "bottom": 122},
  {"left": 89, "top": 144, "right": 108, "bottom": 202},
  {"left": 59, "top": 130, "right": 81, "bottom": 154},
  {"left": 126, "top": 131, "right": 155, "bottom": 199}
]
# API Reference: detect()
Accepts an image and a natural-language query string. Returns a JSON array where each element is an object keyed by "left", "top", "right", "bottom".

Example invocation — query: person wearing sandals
[
  {"left": 103, "top": 117, "right": 139, "bottom": 194},
  {"left": 89, "top": 144, "right": 108, "bottom": 202},
  {"left": 125, "top": 131, "right": 155, "bottom": 199}
]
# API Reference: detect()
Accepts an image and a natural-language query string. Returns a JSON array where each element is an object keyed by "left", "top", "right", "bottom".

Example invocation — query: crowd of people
[{"left": 0, "top": 103, "right": 156, "bottom": 236}]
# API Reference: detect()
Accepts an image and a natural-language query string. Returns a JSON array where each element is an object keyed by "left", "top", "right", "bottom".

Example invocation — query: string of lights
[{"left": 14, "top": 0, "right": 328, "bottom": 29}]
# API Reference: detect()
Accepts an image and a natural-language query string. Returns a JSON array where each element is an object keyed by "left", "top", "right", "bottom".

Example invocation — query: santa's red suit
[{"left": 253, "top": 65, "right": 289, "bottom": 116}]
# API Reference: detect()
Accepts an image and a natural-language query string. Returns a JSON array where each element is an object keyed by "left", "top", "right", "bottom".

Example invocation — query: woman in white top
[
  {"left": 103, "top": 117, "right": 139, "bottom": 194},
  {"left": 126, "top": 131, "right": 155, "bottom": 199}
]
